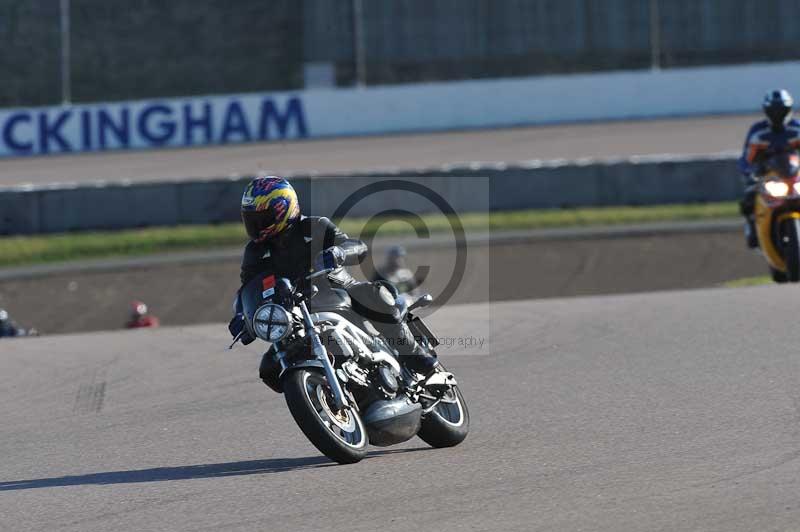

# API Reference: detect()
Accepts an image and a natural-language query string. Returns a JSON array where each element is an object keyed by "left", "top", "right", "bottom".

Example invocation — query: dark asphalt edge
[{"left": 0, "top": 219, "right": 741, "bottom": 281}]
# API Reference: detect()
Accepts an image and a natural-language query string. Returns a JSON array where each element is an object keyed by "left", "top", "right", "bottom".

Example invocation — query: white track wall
[{"left": 2, "top": 61, "right": 799, "bottom": 157}]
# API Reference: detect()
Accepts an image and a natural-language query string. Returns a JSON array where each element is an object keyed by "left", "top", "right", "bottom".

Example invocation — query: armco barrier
[{"left": 0, "top": 155, "right": 739, "bottom": 235}]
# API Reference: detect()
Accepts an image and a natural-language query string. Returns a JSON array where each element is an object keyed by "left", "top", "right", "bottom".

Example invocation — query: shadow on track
[{"left": 0, "top": 447, "right": 429, "bottom": 492}]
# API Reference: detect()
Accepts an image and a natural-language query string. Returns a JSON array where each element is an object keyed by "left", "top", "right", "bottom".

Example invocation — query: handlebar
[{"left": 305, "top": 268, "right": 333, "bottom": 281}]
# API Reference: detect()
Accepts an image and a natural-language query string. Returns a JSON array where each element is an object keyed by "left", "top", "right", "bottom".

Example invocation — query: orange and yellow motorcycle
[{"left": 754, "top": 150, "right": 800, "bottom": 282}]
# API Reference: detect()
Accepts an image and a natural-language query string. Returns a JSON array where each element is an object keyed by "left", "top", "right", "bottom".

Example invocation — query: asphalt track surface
[
  {"left": 0, "top": 114, "right": 756, "bottom": 186},
  {"left": 4, "top": 285, "right": 800, "bottom": 531}
]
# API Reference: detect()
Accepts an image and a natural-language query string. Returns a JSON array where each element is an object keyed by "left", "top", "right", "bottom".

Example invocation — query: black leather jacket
[{"left": 239, "top": 216, "right": 367, "bottom": 292}]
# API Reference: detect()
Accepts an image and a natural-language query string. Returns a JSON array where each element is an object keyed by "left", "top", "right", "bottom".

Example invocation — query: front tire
[
  {"left": 283, "top": 368, "right": 368, "bottom": 464},
  {"left": 784, "top": 219, "right": 800, "bottom": 282},
  {"left": 770, "top": 267, "right": 789, "bottom": 284},
  {"left": 418, "top": 382, "right": 470, "bottom": 448}
]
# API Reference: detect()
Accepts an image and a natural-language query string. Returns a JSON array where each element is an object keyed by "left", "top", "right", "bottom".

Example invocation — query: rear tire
[
  {"left": 418, "top": 383, "right": 470, "bottom": 448},
  {"left": 784, "top": 219, "right": 800, "bottom": 282},
  {"left": 283, "top": 368, "right": 368, "bottom": 464}
]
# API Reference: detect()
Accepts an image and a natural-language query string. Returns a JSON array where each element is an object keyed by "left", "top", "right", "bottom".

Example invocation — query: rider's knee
[{"left": 347, "top": 282, "right": 401, "bottom": 324}]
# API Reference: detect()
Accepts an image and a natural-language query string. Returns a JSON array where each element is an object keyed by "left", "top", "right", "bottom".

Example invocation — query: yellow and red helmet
[{"left": 241, "top": 176, "right": 301, "bottom": 243}]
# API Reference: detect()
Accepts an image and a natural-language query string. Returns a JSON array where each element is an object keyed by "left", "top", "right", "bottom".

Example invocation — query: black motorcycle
[{"left": 230, "top": 260, "right": 469, "bottom": 464}]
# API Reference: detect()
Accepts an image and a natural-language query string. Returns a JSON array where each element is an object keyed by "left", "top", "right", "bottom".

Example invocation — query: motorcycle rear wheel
[
  {"left": 417, "top": 378, "right": 470, "bottom": 448},
  {"left": 283, "top": 368, "right": 368, "bottom": 464}
]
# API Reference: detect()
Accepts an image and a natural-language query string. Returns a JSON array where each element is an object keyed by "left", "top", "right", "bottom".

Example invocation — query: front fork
[{"left": 298, "top": 300, "right": 348, "bottom": 411}]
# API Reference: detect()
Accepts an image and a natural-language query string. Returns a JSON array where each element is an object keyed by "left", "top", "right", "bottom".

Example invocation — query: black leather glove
[{"left": 314, "top": 246, "right": 346, "bottom": 271}]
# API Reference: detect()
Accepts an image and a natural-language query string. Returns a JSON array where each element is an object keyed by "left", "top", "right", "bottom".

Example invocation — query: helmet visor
[
  {"left": 766, "top": 104, "right": 792, "bottom": 126},
  {"left": 242, "top": 210, "right": 278, "bottom": 242}
]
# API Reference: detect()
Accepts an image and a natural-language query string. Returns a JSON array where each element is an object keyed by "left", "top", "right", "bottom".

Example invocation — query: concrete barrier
[
  {"left": 4, "top": 60, "right": 800, "bottom": 158},
  {"left": 0, "top": 154, "right": 740, "bottom": 235},
  {"left": 37, "top": 183, "right": 181, "bottom": 233},
  {"left": 0, "top": 188, "right": 40, "bottom": 235}
]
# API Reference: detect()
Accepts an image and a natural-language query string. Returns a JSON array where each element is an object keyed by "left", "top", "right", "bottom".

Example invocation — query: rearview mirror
[{"left": 408, "top": 294, "right": 433, "bottom": 312}]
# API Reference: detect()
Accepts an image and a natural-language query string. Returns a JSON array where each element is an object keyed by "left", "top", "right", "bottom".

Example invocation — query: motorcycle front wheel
[
  {"left": 783, "top": 218, "right": 800, "bottom": 282},
  {"left": 283, "top": 368, "right": 368, "bottom": 464},
  {"left": 770, "top": 266, "right": 789, "bottom": 284}
]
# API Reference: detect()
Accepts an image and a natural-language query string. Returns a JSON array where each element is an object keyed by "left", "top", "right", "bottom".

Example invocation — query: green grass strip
[
  {"left": 0, "top": 202, "right": 739, "bottom": 268},
  {"left": 722, "top": 276, "right": 772, "bottom": 288}
]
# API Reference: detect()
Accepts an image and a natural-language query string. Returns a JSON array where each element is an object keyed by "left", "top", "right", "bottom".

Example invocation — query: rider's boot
[
  {"left": 402, "top": 344, "right": 439, "bottom": 376},
  {"left": 259, "top": 346, "right": 283, "bottom": 393},
  {"left": 740, "top": 186, "right": 759, "bottom": 249},
  {"left": 744, "top": 216, "right": 759, "bottom": 249},
  {"left": 391, "top": 322, "right": 439, "bottom": 377},
  {"left": 348, "top": 281, "right": 439, "bottom": 376},
  {"left": 372, "top": 317, "right": 438, "bottom": 375}
]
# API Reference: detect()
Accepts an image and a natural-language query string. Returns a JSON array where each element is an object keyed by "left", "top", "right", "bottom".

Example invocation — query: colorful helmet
[
  {"left": 388, "top": 245, "right": 407, "bottom": 259},
  {"left": 763, "top": 89, "right": 793, "bottom": 128},
  {"left": 131, "top": 301, "right": 147, "bottom": 317},
  {"left": 240, "top": 176, "right": 301, "bottom": 243},
  {"left": 387, "top": 245, "right": 407, "bottom": 266}
]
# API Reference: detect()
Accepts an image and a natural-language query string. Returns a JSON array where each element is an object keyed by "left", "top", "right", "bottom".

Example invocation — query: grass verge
[
  {"left": 0, "top": 202, "right": 739, "bottom": 268},
  {"left": 722, "top": 276, "right": 772, "bottom": 288}
]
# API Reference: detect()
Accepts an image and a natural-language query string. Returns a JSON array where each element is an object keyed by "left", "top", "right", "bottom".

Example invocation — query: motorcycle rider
[
  {"left": 739, "top": 89, "right": 800, "bottom": 247},
  {"left": 372, "top": 246, "right": 418, "bottom": 295},
  {"left": 228, "top": 176, "right": 438, "bottom": 392},
  {"left": 126, "top": 301, "right": 160, "bottom": 329}
]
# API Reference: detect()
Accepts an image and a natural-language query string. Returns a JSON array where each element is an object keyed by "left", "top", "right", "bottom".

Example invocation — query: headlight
[
  {"left": 765, "top": 180, "right": 790, "bottom": 197},
  {"left": 253, "top": 304, "right": 292, "bottom": 342},
  {"left": 793, "top": 182, "right": 800, "bottom": 195}
]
